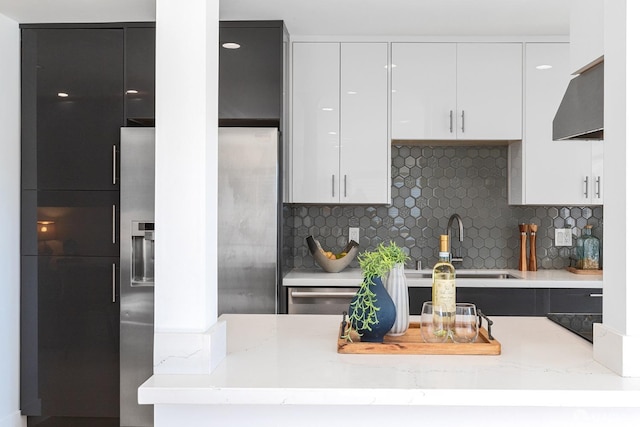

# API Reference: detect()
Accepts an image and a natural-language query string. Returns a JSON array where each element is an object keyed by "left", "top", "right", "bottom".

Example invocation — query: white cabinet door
[
  {"left": 510, "top": 42, "right": 602, "bottom": 206},
  {"left": 291, "top": 42, "right": 390, "bottom": 204},
  {"left": 291, "top": 43, "right": 340, "bottom": 203},
  {"left": 391, "top": 43, "right": 457, "bottom": 140},
  {"left": 456, "top": 43, "right": 523, "bottom": 140},
  {"left": 570, "top": 0, "right": 604, "bottom": 74},
  {"left": 391, "top": 42, "right": 522, "bottom": 141},
  {"left": 341, "top": 43, "right": 389, "bottom": 204}
]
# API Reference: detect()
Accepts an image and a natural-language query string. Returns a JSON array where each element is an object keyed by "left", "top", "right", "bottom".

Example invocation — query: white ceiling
[{"left": 0, "top": 0, "right": 569, "bottom": 37}]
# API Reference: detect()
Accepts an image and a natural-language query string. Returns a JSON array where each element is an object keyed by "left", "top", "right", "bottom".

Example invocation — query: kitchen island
[{"left": 140, "top": 314, "right": 640, "bottom": 426}]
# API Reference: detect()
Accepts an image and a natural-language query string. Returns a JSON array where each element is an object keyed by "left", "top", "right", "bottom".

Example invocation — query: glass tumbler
[
  {"left": 452, "top": 302, "right": 478, "bottom": 343},
  {"left": 420, "top": 301, "right": 450, "bottom": 343}
]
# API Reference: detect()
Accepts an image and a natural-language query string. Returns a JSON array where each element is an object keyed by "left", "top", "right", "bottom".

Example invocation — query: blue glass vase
[{"left": 349, "top": 276, "right": 397, "bottom": 343}]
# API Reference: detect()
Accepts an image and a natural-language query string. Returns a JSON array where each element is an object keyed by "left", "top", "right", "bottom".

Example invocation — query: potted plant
[{"left": 344, "top": 242, "right": 409, "bottom": 342}]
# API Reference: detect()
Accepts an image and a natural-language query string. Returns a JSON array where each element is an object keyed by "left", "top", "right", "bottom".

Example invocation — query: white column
[
  {"left": 153, "top": 0, "right": 225, "bottom": 374},
  {"left": 594, "top": 0, "right": 640, "bottom": 376},
  {"left": 0, "top": 12, "right": 22, "bottom": 427}
]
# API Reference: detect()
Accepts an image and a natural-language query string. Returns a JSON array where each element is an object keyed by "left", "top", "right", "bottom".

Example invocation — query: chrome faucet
[{"left": 446, "top": 213, "right": 464, "bottom": 263}]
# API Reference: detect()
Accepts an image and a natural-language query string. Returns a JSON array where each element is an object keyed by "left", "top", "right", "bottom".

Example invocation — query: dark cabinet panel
[
  {"left": 550, "top": 288, "right": 603, "bottom": 313},
  {"left": 219, "top": 22, "right": 285, "bottom": 122},
  {"left": 125, "top": 27, "right": 156, "bottom": 123},
  {"left": 21, "top": 255, "right": 119, "bottom": 417},
  {"left": 21, "top": 28, "right": 124, "bottom": 191},
  {"left": 409, "top": 287, "right": 543, "bottom": 316},
  {"left": 22, "top": 190, "right": 119, "bottom": 257}
]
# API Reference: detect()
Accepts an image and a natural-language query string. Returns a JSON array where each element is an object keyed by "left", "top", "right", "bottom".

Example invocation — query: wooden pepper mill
[
  {"left": 528, "top": 223, "right": 538, "bottom": 271},
  {"left": 519, "top": 223, "right": 529, "bottom": 271}
]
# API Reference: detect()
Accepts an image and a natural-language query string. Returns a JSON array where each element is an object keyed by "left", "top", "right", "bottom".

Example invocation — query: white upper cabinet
[
  {"left": 391, "top": 42, "right": 522, "bottom": 141},
  {"left": 291, "top": 42, "right": 389, "bottom": 204},
  {"left": 570, "top": 0, "right": 604, "bottom": 74},
  {"left": 509, "top": 43, "right": 603, "bottom": 206}
]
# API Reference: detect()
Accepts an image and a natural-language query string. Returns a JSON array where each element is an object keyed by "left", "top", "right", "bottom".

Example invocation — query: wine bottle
[{"left": 432, "top": 234, "right": 456, "bottom": 330}]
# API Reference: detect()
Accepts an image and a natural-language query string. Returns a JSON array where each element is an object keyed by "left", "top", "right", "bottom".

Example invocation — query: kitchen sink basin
[{"left": 405, "top": 270, "right": 518, "bottom": 280}]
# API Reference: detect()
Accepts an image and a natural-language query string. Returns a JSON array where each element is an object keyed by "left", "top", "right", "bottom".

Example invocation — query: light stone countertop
[
  {"left": 139, "top": 314, "right": 639, "bottom": 409},
  {"left": 283, "top": 268, "right": 603, "bottom": 289}
]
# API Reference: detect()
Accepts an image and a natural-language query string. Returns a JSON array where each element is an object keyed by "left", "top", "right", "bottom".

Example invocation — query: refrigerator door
[
  {"left": 120, "top": 127, "right": 155, "bottom": 427},
  {"left": 218, "top": 127, "right": 279, "bottom": 314}
]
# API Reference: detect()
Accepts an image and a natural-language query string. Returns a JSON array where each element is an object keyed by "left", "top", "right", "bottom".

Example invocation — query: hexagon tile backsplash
[{"left": 284, "top": 145, "right": 603, "bottom": 271}]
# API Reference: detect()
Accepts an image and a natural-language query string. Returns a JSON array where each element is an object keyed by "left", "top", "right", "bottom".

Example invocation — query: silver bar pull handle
[
  {"left": 461, "top": 110, "right": 465, "bottom": 133},
  {"left": 449, "top": 110, "right": 453, "bottom": 133},
  {"left": 590, "top": 293, "right": 603, "bottom": 298},
  {"left": 344, "top": 175, "right": 347, "bottom": 198},
  {"left": 112, "top": 144, "right": 117, "bottom": 185},
  {"left": 112, "top": 263, "right": 117, "bottom": 303},
  {"left": 112, "top": 204, "right": 116, "bottom": 244},
  {"left": 595, "top": 176, "right": 601, "bottom": 198},
  {"left": 290, "top": 290, "right": 357, "bottom": 299},
  {"left": 584, "top": 176, "right": 589, "bottom": 198},
  {"left": 331, "top": 174, "right": 335, "bottom": 198}
]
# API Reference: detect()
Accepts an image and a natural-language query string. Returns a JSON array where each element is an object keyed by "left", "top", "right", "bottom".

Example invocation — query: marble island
[{"left": 140, "top": 314, "right": 640, "bottom": 427}]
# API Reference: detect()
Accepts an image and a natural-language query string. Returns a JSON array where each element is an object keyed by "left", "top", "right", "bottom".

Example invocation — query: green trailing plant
[{"left": 343, "top": 241, "right": 409, "bottom": 340}]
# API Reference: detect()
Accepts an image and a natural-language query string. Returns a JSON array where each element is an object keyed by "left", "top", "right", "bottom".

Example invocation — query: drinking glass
[
  {"left": 420, "top": 301, "right": 450, "bottom": 343},
  {"left": 452, "top": 302, "right": 478, "bottom": 343}
]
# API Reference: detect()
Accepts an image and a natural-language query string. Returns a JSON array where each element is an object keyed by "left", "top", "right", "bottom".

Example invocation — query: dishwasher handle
[{"left": 290, "top": 290, "right": 357, "bottom": 299}]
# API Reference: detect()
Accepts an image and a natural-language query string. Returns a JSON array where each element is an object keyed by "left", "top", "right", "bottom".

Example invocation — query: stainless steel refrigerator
[
  {"left": 218, "top": 127, "right": 281, "bottom": 314},
  {"left": 120, "top": 127, "right": 155, "bottom": 427}
]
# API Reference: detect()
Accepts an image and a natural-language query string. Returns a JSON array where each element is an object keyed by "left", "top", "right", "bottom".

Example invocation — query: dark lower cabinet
[
  {"left": 21, "top": 256, "right": 119, "bottom": 418},
  {"left": 408, "top": 287, "right": 603, "bottom": 316},
  {"left": 550, "top": 288, "right": 603, "bottom": 313}
]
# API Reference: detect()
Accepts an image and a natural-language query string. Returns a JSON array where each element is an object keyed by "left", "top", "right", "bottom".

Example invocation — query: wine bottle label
[{"left": 433, "top": 277, "right": 456, "bottom": 312}]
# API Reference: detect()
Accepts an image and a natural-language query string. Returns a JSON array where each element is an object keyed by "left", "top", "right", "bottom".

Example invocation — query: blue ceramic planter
[{"left": 349, "top": 276, "right": 397, "bottom": 343}]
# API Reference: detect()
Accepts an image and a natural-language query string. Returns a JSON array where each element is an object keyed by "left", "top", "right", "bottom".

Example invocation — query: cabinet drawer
[{"left": 549, "top": 288, "right": 603, "bottom": 313}]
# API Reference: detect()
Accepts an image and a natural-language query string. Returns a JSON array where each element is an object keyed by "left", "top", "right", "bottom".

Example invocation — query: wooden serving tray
[
  {"left": 566, "top": 267, "right": 603, "bottom": 275},
  {"left": 337, "top": 322, "right": 501, "bottom": 355}
]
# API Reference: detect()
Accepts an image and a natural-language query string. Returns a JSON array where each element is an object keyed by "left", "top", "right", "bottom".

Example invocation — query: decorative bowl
[{"left": 306, "top": 236, "right": 359, "bottom": 273}]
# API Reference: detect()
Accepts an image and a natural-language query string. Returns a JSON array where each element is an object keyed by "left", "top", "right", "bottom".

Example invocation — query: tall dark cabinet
[{"left": 20, "top": 23, "right": 155, "bottom": 426}]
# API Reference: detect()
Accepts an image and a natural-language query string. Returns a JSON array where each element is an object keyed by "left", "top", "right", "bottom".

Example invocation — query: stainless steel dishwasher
[{"left": 287, "top": 287, "right": 358, "bottom": 314}]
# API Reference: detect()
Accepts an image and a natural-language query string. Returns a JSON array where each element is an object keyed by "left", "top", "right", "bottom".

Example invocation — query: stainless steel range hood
[{"left": 552, "top": 61, "right": 604, "bottom": 141}]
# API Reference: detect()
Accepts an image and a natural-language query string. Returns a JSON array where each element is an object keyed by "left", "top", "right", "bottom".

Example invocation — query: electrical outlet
[
  {"left": 555, "top": 228, "right": 572, "bottom": 246},
  {"left": 348, "top": 227, "right": 359, "bottom": 243}
]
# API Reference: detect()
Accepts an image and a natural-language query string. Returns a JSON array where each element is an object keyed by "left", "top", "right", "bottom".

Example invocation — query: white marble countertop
[
  {"left": 139, "top": 314, "right": 640, "bottom": 408},
  {"left": 283, "top": 268, "right": 603, "bottom": 289}
]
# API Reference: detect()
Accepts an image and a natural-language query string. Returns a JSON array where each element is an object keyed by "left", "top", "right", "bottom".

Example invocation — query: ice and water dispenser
[{"left": 131, "top": 220, "right": 154, "bottom": 285}]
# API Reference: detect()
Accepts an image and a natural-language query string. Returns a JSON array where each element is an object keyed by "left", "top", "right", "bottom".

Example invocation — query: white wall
[{"left": 0, "top": 12, "right": 22, "bottom": 427}]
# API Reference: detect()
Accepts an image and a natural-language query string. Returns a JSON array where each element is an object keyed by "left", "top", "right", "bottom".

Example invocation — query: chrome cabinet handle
[
  {"left": 449, "top": 110, "right": 453, "bottom": 133},
  {"left": 112, "top": 263, "right": 117, "bottom": 303},
  {"left": 584, "top": 176, "right": 589, "bottom": 198},
  {"left": 344, "top": 175, "right": 347, "bottom": 198},
  {"left": 112, "top": 204, "right": 116, "bottom": 244},
  {"left": 461, "top": 110, "right": 465, "bottom": 133},
  {"left": 595, "top": 176, "right": 601, "bottom": 198},
  {"left": 112, "top": 145, "right": 117, "bottom": 185},
  {"left": 589, "top": 293, "right": 603, "bottom": 298},
  {"left": 331, "top": 175, "right": 335, "bottom": 197}
]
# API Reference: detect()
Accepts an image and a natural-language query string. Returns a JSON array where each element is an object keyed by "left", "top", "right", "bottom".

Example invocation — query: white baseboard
[{"left": 0, "top": 411, "right": 26, "bottom": 427}]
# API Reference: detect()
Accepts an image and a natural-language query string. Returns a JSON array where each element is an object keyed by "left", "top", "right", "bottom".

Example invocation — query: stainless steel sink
[{"left": 405, "top": 270, "right": 518, "bottom": 279}]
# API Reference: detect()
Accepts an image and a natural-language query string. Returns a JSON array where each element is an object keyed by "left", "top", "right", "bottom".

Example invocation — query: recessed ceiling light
[
  {"left": 346, "top": 91, "right": 357, "bottom": 95},
  {"left": 321, "top": 107, "right": 334, "bottom": 111},
  {"left": 126, "top": 89, "right": 139, "bottom": 94},
  {"left": 222, "top": 42, "right": 241, "bottom": 49},
  {"left": 536, "top": 64, "right": 553, "bottom": 70},
  {"left": 57, "top": 92, "right": 69, "bottom": 97}
]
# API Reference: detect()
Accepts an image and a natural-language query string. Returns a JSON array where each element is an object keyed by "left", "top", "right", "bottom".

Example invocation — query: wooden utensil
[
  {"left": 528, "top": 223, "right": 538, "bottom": 271},
  {"left": 519, "top": 223, "right": 529, "bottom": 271}
]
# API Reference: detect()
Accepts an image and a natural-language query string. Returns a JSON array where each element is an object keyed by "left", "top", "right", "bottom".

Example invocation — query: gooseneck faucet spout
[{"left": 447, "top": 213, "right": 464, "bottom": 263}]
